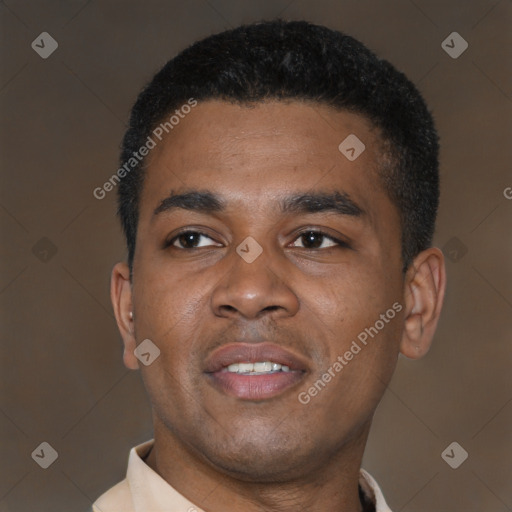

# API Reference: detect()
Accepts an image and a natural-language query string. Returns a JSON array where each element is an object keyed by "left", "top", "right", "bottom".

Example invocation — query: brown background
[{"left": 1, "top": 0, "right": 511, "bottom": 511}]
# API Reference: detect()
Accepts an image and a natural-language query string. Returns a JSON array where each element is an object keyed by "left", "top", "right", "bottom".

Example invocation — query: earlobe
[
  {"left": 400, "top": 248, "right": 446, "bottom": 360},
  {"left": 110, "top": 262, "right": 139, "bottom": 370}
]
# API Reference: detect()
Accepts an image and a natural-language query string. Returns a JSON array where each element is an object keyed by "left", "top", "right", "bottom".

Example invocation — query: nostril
[{"left": 221, "top": 305, "right": 237, "bottom": 313}]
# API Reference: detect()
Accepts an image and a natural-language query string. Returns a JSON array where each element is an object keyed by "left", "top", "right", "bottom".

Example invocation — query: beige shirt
[{"left": 93, "top": 440, "right": 392, "bottom": 512}]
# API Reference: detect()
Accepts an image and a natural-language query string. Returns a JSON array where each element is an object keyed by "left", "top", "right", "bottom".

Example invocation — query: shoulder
[{"left": 92, "top": 478, "right": 134, "bottom": 512}]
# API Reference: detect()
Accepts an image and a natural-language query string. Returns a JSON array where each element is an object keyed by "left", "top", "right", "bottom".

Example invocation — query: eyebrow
[
  {"left": 281, "top": 191, "right": 364, "bottom": 217},
  {"left": 153, "top": 190, "right": 225, "bottom": 217},
  {"left": 153, "top": 189, "right": 365, "bottom": 220}
]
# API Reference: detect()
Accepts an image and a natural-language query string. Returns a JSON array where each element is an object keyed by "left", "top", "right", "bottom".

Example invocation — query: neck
[{"left": 145, "top": 416, "right": 372, "bottom": 512}]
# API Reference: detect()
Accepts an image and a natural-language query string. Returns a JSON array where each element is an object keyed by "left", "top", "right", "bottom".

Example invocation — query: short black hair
[{"left": 118, "top": 19, "right": 439, "bottom": 274}]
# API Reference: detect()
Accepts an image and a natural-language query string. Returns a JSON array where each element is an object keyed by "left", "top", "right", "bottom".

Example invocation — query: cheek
[
  {"left": 307, "top": 268, "right": 384, "bottom": 327},
  {"left": 313, "top": 319, "right": 401, "bottom": 421},
  {"left": 133, "top": 264, "right": 206, "bottom": 338},
  {"left": 305, "top": 262, "right": 403, "bottom": 369},
  {"left": 131, "top": 271, "right": 210, "bottom": 399}
]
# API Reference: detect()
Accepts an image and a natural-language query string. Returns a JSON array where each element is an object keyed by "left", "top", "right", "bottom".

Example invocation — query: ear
[
  {"left": 400, "top": 247, "right": 446, "bottom": 359},
  {"left": 111, "top": 262, "right": 139, "bottom": 370}
]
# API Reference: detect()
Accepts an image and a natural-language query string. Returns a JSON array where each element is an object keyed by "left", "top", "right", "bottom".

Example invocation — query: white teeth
[
  {"left": 238, "top": 362, "right": 253, "bottom": 373},
  {"left": 224, "top": 361, "right": 291, "bottom": 374},
  {"left": 253, "top": 362, "right": 272, "bottom": 372}
]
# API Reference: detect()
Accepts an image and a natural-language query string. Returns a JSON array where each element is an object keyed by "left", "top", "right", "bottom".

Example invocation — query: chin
[{"left": 197, "top": 433, "right": 324, "bottom": 483}]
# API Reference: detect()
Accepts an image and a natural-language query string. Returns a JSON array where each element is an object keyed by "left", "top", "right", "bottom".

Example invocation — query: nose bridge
[{"left": 210, "top": 236, "right": 299, "bottom": 319}]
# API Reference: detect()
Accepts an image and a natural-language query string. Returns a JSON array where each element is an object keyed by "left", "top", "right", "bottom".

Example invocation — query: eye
[
  {"left": 290, "top": 230, "right": 348, "bottom": 250},
  {"left": 165, "top": 230, "right": 221, "bottom": 250}
]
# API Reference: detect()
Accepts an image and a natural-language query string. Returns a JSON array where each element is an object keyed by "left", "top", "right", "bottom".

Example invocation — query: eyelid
[
  {"left": 163, "top": 226, "right": 352, "bottom": 251},
  {"left": 288, "top": 228, "right": 351, "bottom": 249},
  {"left": 164, "top": 228, "right": 220, "bottom": 249}
]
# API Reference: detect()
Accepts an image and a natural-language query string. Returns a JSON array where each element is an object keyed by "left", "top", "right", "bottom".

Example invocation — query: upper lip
[{"left": 204, "top": 342, "right": 309, "bottom": 373}]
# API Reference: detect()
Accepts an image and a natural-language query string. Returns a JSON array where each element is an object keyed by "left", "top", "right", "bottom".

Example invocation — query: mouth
[
  {"left": 221, "top": 361, "right": 292, "bottom": 375},
  {"left": 204, "top": 342, "right": 309, "bottom": 401}
]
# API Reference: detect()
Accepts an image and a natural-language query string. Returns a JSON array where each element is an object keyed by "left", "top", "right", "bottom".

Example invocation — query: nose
[{"left": 210, "top": 243, "right": 299, "bottom": 320}]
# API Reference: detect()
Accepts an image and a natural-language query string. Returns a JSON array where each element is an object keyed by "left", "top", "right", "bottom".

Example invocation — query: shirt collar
[
  {"left": 127, "top": 440, "right": 202, "bottom": 511},
  {"left": 125, "top": 439, "right": 392, "bottom": 512}
]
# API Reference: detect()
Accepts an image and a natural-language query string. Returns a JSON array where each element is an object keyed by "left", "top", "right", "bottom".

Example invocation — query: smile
[
  {"left": 221, "top": 361, "right": 291, "bottom": 375},
  {"left": 204, "top": 343, "right": 309, "bottom": 400}
]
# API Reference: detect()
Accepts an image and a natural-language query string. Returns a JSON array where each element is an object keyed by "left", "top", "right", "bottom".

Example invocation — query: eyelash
[
  {"left": 164, "top": 230, "right": 212, "bottom": 250},
  {"left": 293, "top": 231, "right": 350, "bottom": 250},
  {"left": 164, "top": 229, "right": 350, "bottom": 251}
]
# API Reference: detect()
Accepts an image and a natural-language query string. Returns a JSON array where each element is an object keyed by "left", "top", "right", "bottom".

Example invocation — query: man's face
[{"left": 129, "top": 100, "right": 405, "bottom": 480}]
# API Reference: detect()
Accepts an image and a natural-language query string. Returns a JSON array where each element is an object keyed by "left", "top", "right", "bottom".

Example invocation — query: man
[{"left": 93, "top": 19, "right": 446, "bottom": 512}]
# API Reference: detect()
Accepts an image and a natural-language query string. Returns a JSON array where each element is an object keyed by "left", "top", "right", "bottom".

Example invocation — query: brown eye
[
  {"left": 166, "top": 231, "right": 220, "bottom": 250},
  {"left": 290, "top": 230, "right": 348, "bottom": 250}
]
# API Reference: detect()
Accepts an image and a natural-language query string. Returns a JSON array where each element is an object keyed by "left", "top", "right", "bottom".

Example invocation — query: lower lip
[{"left": 207, "top": 371, "right": 305, "bottom": 400}]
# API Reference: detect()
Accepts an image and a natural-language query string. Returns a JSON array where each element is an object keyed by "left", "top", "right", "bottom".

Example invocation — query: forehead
[{"left": 139, "top": 100, "right": 393, "bottom": 224}]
